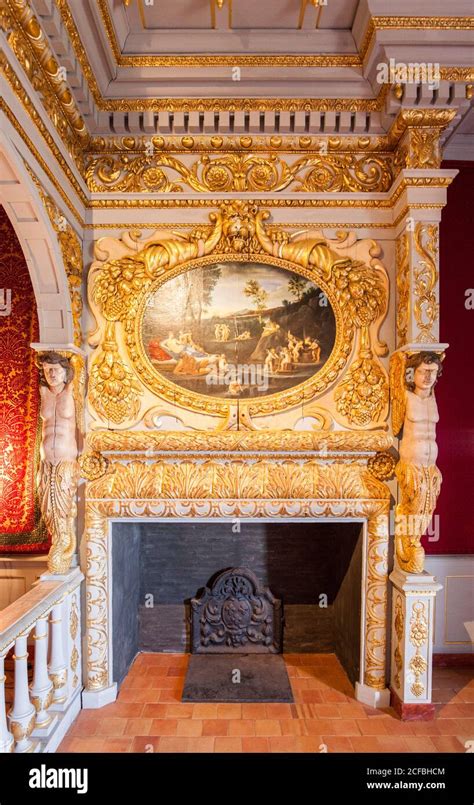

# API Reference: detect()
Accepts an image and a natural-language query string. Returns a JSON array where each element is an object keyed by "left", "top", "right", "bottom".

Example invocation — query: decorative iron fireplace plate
[{"left": 183, "top": 567, "right": 292, "bottom": 701}]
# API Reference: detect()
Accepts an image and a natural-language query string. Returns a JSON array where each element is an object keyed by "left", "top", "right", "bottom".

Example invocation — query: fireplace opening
[{"left": 112, "top": 521, "right": 363, "bottom": 689}]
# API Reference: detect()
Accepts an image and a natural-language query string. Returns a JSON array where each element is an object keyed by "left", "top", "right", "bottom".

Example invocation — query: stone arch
[{"left": 0, "top": 131, "right": 74, "bottom": 346}]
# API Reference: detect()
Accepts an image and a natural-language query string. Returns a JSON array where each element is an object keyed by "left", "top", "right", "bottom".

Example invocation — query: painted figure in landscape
[{"left": 143, "top": 261, "right": 336, "bottom": 399}]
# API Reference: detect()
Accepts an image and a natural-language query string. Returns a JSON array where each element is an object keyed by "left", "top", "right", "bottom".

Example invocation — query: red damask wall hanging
[{"left": 0, "top": 206, "right": 48, "bottom": 552}]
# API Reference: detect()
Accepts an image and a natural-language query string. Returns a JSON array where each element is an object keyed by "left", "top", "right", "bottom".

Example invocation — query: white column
[
  {"left": 7, "top": 634, "right": 37, "bottom": 752},
  {"left": 390, "top": 569, "right": 442, "bottom": 717},
  {"left": 0, "top": 653, "right": 14, "bottom": 753},
  {"left": 48, "top": 602, "right": 68, "bottom": 705},
  {"left": 30, "top": 615, "right": 56, "bottom": 736}
]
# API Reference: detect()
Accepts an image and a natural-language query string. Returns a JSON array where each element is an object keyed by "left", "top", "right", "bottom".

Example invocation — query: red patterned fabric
[{"left": 0, "top": 206, "right": 48, "bottom": 552}]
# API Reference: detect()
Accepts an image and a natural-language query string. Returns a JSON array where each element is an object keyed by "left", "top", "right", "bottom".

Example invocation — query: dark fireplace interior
[{"left": 112, "top": 521, "right": 363, "bottom": 688}]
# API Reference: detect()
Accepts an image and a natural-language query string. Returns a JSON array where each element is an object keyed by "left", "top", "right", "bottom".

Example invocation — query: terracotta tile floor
[{"left": 58, "top": 654, "right": 474, "bottom": 753}]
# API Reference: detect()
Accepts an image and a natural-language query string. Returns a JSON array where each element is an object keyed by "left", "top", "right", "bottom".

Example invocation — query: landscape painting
[{"left": 141, "top": 261, "right": 337, "bottom": 399}]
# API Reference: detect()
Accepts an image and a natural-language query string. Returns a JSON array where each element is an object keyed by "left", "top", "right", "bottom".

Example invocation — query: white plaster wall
[{"left": 425, "top": 555, "right": 474, "bottom": 655}]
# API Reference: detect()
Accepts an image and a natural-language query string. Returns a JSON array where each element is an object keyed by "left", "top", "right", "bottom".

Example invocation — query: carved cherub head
[
  {"left": 38, "top": 352, "right": 74, "bottom": 389},
  {"left": 406, "top": 351, "right": 443, "bottom": 396}
]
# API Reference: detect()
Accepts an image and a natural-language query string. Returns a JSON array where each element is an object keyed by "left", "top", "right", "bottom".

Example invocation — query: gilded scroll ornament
[
  {"left": 390, "top": 351, "right": 443, "bottom": 574},
  {"left": 413, "top": 223, "right": 439, "bottom": 343},
  {"left": 84, "top": 152, "right": 393, "bottom": 194},
  {"left": 396, "top": 233, "right": 410, "bottom": 347}
]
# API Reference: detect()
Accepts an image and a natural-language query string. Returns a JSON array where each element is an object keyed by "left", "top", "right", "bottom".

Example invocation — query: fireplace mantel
[{"left": 82, "top": 435, "right": 392, "bottom": 709}]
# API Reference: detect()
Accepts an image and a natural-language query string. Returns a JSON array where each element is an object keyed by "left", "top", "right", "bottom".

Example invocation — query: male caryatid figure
[
  {"left": 37, "top": 352, "right": 79, "bottom": 574},
  {"left": 393, "top": 351, "right": 443, "bottom": 574}
]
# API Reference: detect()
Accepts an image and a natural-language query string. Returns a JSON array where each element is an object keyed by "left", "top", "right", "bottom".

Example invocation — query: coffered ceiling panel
[{"left": 122, "top": 0, "right": 359, "bottom": 32}]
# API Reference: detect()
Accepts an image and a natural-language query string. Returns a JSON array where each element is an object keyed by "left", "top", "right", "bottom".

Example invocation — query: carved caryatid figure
[
  {"left": 37, "top": 352, "right": 79, "bottom": 574},
  {"left": 391, "top": 351, "right": 443, "bottom": 574}
]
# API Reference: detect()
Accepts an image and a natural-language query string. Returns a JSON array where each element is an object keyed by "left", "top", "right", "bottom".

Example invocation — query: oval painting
[{"left": 141, "top": 261, "right": 336, "bottom": 400}]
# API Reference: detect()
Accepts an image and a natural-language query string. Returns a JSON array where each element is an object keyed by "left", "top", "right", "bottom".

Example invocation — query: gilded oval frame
[{"left": 127, "top": 252, "right": 354, "bottom": 417}]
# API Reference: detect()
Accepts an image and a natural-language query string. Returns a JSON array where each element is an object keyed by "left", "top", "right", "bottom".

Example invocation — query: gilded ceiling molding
[
  {"left": 86, "top": 429, "right": 393, "bottom": 454},
  {"left": 88, "top": 134, "right": 393, "bottom": 154},
  {"left": 0, "top": 96, "right": 83, "bottom": 224},
  {"left": 0, "top": 53, "right": 87, "bottom": 211},
  {"left": 359, "top": 16, "right": 474, "bottom": 65},
  {"left": 85, "top": 221, "right": 398, "bottom": 230},
  {"left": 0, "top": 0, "right": 88, "bottom": 146},
  {"left": 92, "top": 96, "right": 384, "bottom": 114},
  {"left": 84, "top": 152, "right": 394, "bottom": 194},
  {"left": 86, "top": 189, "right": 450, "bottom": 211},
  {"left": 32, "top": 181, "right": 83, "bottom": 350}
]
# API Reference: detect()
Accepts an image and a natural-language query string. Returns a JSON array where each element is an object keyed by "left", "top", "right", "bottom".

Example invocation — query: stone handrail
[{"left": 0, "top": 567, "right": 83, "bottom": 752}]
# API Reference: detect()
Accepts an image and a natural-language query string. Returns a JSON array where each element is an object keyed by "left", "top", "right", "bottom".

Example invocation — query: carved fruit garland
[{"left": 333, "top": 256, "right": 389, "bottom": 426}]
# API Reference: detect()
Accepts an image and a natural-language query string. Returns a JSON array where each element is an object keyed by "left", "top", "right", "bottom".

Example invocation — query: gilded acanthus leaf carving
[
  {"left": 84, "top": 152, "right": 394, "bottom": 194},
  {"left": 86, "top": 429, "right": 393, "bottom": 454},
  {"left": 396, "top": 233, "right": 410, "bottom": 347},
  {"left": 413, "top": 223, "right": 439, "bottom": 343},
  {"left": 86, "top": 459, "right": 391, "bottom": 503}
]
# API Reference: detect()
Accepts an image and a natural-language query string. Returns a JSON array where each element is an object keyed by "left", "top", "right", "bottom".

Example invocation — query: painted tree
[
  {"left": 244, "top": 279, "right": 268, "bottom": 321},
  {"left": 288, "top": 276, "right": 308, "bottom": 302}
]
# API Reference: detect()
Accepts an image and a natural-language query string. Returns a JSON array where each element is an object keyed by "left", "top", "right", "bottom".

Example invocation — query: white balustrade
[
  {"left": 0, "top": 654, "right": 14, "bottom": 752},
  {"left": 30, "top": 615, "right": 55, "bottom": 735},
  {"left": 8, "top": 633, "right": 37, "bottom": 752},
  {"left": 0, "top": 567, "right": 83, "bottom": 752},
  {"left": 48, "top": 602, "right": 68, "bottom": 705}
]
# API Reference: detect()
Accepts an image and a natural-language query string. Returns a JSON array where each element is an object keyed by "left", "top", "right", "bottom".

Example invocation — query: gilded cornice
[
  {"left": 0, "top": 95, "right": 83, "bottom": 224},
  {"left": 0, "top": 52, "right": 87, "bottom": 211},
  {"left": 88, "top": 134, "right": 393, "bottom": 155},
  {"left": 359, "top": 16, "right": 474, "bottom": 65},
  {"left": 0, "top": 0, "right": 88, "bottom": 145}
]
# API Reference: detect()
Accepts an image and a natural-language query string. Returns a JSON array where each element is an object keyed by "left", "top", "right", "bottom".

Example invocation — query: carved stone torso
[
  {"left": 40, "top": 385, "right": 77, "bottom": 464},
  {"left": 399, "top": 389, "right": 439, "bottom": 466}
]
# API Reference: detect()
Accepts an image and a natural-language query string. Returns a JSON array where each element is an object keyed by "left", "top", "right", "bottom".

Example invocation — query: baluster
[
  {"left": 30, "top": 615, "right": 55, "bottom": 735},
  {"left": 0, "top": 653, "right": 14, "bottom": 752},
  {"left": 7, "top": 633, "right": 37, "bottom": 752},
  {"left": 48, "top": 602, "right": 68, "bottom": 705}
]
